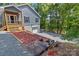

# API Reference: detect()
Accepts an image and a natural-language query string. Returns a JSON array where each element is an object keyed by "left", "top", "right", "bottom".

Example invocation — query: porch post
[
  {"left": 4, "top": 12, "right": 9, "bottom": 31},
  {"left": 20, "top": 12, "right": 24, "bottom": 30},
  {"left": 18, "top": 12, "right": 24, "bottom": 31}
]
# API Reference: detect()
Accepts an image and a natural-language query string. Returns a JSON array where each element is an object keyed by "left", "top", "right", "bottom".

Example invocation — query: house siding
[
  {"left": 0, "top": 13, "right": 3, "bottom": 24},
  {"left": 18, "top": 5, "right": 40, "bottom": 33},
  {"left": 0, "top": 8, "right": 4, "bottom": 26}
]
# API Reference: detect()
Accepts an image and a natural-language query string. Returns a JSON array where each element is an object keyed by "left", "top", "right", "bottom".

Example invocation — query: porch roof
[{"left": 0, "top": 5, "right": 22, "bottom": 12}]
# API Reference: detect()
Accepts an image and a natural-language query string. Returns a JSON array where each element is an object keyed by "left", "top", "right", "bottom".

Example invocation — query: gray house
[
  {"left": 18, "top": 5, "right": 41, "bottom": 33},
  {"left": 0, "top": 4, "right": 40, "bottom": 33}
]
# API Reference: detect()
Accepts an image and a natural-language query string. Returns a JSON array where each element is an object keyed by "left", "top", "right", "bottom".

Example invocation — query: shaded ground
[
  {"left": 0, "top": 33, "right": 32, "bottom": 56},
  {"left": 36, "top": 32, "right": 64, "bottom": 42},
  {"left": 36, "top": 32, "right": 75, "bottom": 44},
  {"left": 41, "top": 42, "right": 79, "bottom": 56},
  {"left": 22, "top": 40, "right": 49, "bottom": 56}
]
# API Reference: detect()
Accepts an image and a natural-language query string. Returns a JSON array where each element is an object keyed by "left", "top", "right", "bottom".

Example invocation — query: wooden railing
[
  {"left": 7, "top": 20, "right": 23, "bottom": 31},
  {"left": 8, "top": 21, "right": 22, "bottom": 25}
]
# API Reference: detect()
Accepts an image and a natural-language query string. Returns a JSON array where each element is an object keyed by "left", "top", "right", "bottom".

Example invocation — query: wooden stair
[{"left": 7, "top": 24, "right": 23, "bottom": 32}]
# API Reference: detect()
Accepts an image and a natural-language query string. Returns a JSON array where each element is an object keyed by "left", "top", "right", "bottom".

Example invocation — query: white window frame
[
  {"left": 35, "top": 18, "right": 39, "bottom": 22},
  {"left": 24, "top": 16, "right": 30, "bottom": 23}
]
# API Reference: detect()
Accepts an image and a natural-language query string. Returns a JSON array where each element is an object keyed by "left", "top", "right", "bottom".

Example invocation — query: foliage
[{"left": 32, "top": 3, "right": 79, "bottom": 41}]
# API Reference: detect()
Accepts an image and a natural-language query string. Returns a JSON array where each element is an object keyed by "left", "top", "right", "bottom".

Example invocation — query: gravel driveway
[{"left": 0, "top": 32, "right": 32, "bottom": 56}]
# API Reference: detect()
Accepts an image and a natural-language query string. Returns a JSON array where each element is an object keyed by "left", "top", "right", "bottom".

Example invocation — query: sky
[{"left": 0, "top": 0, "right": 79, "bottom": 3}]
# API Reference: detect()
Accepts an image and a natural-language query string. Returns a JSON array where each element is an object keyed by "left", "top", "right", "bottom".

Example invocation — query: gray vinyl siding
[
  {"left": 24, "top": 26, "right": 32, "bottom": 32},
  {"left": 0, "top": 14, "right": 3, "bottom": 24},
  {"left": 18, "top": 6, "right": 40, "bottom": 26},
  {"left": 18, "top": 5, "right": 40, "bottom": 33},
  {"left": 0, "top": 8, "right": 4, "bottom": 26}
]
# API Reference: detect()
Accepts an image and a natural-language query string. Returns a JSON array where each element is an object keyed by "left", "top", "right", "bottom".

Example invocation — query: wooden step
[
  {"left": 7, "top": 24, "right": 23, "bottom": 31},
  {"left": 7, "top": 27, "right": 23, "bottom": 32}
]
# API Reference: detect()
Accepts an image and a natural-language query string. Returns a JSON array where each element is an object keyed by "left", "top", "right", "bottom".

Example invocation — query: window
[
  {"left": 24, "top": 16, "right": 30, "bottom": 23},
  {"left": 35, "top": 18, "right": 39, "bottom": 22}
]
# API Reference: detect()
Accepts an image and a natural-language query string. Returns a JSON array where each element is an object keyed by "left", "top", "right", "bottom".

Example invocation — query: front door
[
  {"left": 8, "top": 15, "right": 17, "bottom": 24},
  {"left": 10, "top": 16, "right": 15, "bottom": 23}
]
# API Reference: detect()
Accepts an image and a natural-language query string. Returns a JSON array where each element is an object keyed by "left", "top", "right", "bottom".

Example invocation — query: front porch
[{"left": 3, "top": 6, "right": 23, "bottom": 31}]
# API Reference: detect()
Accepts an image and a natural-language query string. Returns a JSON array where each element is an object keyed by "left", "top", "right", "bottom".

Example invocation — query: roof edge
[{"left": 0, "top": 5, "right": 22, "bottom": 12}]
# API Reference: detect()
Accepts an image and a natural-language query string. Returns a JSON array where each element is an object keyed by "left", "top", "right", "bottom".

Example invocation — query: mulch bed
[
  {"left": 42, "top": 42, "right": 79, "bottom": 56},
  {"left": 12, "top": 31, "right": 48, "bottom": 44}
]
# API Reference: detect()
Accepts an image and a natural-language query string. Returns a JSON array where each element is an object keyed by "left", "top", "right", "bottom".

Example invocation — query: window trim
[
  {"left": 35, "top": 18, "right": 39, "bottom": 22},
  {"left": 24, "top": 16, "right": 30, "bottom": 23}
]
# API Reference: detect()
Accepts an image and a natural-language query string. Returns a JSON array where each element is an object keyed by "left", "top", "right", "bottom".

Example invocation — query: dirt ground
[{"left": 41, "top": 42, "right": 79, "bottom": 56}]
